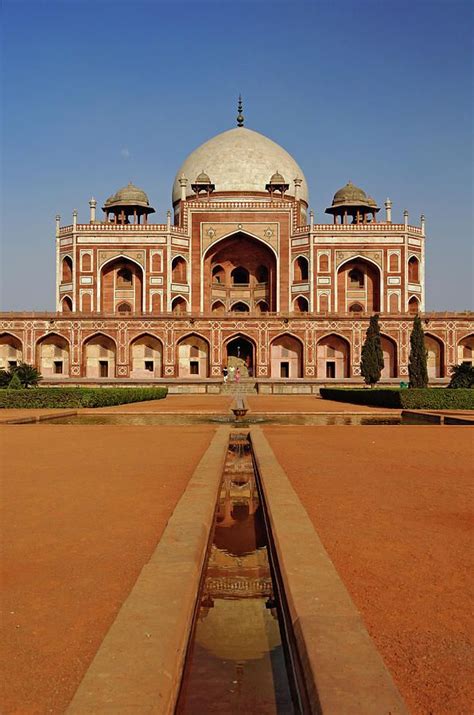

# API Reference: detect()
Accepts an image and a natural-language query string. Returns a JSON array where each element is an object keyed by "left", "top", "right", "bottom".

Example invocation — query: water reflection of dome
[
  {"left": 214, "top": 509, "right": 266, "bottom": 556},
  {"left": 195, "top": 598, "right": 281, "bottom": 661}
]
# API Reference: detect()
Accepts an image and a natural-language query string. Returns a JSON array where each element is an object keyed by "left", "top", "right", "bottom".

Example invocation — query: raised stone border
[
  {"left": 250, "top": 427, "right": 409, "bottom": 714},
  {"left": 66, "top": 426, "right": 228, "bottom": 715}
]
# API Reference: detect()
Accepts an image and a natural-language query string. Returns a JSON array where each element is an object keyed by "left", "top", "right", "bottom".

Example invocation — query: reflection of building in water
[{"left": 2, "top": 99, "right": 472, "bottom": 383}]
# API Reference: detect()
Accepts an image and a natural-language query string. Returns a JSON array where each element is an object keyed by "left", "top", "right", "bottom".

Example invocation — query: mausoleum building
[{"left": 1, "top": 103, "right": 472, "bottom": 388}]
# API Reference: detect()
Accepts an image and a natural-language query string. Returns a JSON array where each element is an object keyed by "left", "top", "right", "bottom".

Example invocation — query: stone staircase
[{"left": 220, "top": 379, "right": 257, "bottom": 394}]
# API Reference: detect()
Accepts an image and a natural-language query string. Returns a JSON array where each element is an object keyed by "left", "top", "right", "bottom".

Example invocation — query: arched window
[
  {"left": 389, "top": 254, "right": 399, "bottom": 272},
  {"left": 117, "top": 302, "right": 132, "bottom": 313},
  {"left": 231, "top": 267, "right": 249, "bottom": 285},
  {"left": 349, "top": 303, "right": 363, "bottom": 312},
  {"left": 408, "top": 256, "right": 420, "bottom": 283},
  {"left": 117, "top": 268, "right": 133, "bottom": 287},
  {"left": 294, "top": 256, "right": 309, "bottom": 282},
  {"left": 172, "top": 296, "right": 187, "bottom": 314},
  {"left": 256, "top": 301, "right": 269, "bottom": 314},
  {"left": 349, "top": 268, "right": 364, "bottom": 288},
  {"left": 172, "top": 256, "right": 187, "bottom": 283},
  {"left": 211, "top": 301, "right": 226, "bottom": 315},
  {"left": 230, "top": 301, "right": 250, "bottom": 313},
  {"left": 212, "top": 265, "right": 225, "bottom": 284},
  {"left": 319, "top": 254, "right": 329, "bottom": 272},
  {"left": 62, "top": 256, "right": 73, "bottom": 283},
  {"left": 408, "top": 296, "right": 420, "bottom": 315},
  {"left": 61, "top": 296, "right": 73, "bottom": 313},
  {"left": 256, "top": 265, "right": 268, "bottom": 283},
  {"left": 81, "top": 253, "right": 92, "bottom": 272},
  {"left": 294, "top": 296, "right": 309, "bottom": 313},
  {"left": 151, "top": 253, "right": 162, "bottom": 273}
]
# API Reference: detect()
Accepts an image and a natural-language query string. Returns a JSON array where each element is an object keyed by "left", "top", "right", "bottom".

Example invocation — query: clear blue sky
[{"left": 1, "top": 0, "right": 472, "bottom": 311}]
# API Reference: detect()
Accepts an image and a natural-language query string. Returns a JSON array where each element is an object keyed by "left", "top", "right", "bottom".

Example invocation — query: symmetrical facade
[{"left": 1, "top": 112, "right": 473, "bottom": 386}]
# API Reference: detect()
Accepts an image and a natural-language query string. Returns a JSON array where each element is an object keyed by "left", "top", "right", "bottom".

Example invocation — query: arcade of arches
[
  {"left": 204, "top": 233, "right": 276, "bottom": 313},
  {"left": 0, "top": 329, "right": 469, "bottom": 381}
]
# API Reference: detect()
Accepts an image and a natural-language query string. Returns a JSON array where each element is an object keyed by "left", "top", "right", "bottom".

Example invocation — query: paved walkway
[
  {"left": 264, "top": 425, "right": 474, "bottom": 715},
  {"left": 0, "top": 424, "right": 217, "bottom": 714}
]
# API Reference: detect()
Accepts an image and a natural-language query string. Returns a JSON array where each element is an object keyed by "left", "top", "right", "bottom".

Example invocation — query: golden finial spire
[{"left": 237, "top": 94, "right": 244, "bottom": 127}]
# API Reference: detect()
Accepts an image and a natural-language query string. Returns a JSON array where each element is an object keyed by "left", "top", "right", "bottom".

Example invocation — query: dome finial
[{"left": 237, "top": 94, "right": 244, "bottom": 127}]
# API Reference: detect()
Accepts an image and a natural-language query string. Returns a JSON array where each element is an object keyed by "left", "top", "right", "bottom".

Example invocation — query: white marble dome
[{"left": 172, "top": 127, "right": 308, "bottom": 204}]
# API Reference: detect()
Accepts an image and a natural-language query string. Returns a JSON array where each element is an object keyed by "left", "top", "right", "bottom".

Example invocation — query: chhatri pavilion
[{"left": 1, "top": 100, "right": 472, "bottom": 388}]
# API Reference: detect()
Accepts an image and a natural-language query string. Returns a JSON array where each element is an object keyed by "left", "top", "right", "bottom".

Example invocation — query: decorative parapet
[
  {"left": 293, "top": 223, "right": 423, "bottom": 235},
  {"left": 59, "top": 223, "right": 188, "bottom": 236}
]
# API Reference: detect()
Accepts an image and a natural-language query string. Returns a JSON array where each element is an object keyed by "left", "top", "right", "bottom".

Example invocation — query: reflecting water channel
[
  {"left": 176, "top": 433, "right": 299, "bottom": 714},
  {"left": 41, "top": 413, "right": 408, "bottom": 426}
]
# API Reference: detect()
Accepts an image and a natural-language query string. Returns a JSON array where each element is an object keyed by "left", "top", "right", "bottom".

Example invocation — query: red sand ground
[
  {"left": 264, "top": 425, "right": 474, "bottom": 715},
  {"left": 0, "top": 424, "right": 216, "bottom": 714}
]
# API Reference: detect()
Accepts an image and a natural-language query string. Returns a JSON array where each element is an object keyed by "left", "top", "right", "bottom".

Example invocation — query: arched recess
[
  {"left": 337, "top": 256, "right": 381, "bottom": 312},
  {"left": 225, "top": 334, "right": 256, "bottom": 378},
  {"left": 212, "top": 264, "right": 225, "bottom": 284},
  {"left": 117, "top": 301, "right": 132, "bottom": 313},
  {"left": 230, "top": 301, "right": 250, "bottom": 313},
  {"left": 294, "top": 256, "right": 309, "bottom": 282},
  {"left": 293, "top": 295, "right": 309, "bottom": 313},
  {"left": 316, "top": 333, "right": 350, "bottom": 379},
  {"left": 211, "top": 301, "right": 226, "bottom": 315},
  {"left": 319, "top": 293, "right": 329, "bottom": 312},
  {"left": 172, "top": 256, "right": 187, "bottom": 283},
  {"left": 83, "top": 333, "right": 116, "bottom": 378},
  {"left": 457, "top": 334, "right": 474, "bottom": 365},
  {"left": 231, "top": 266, "right": 250, "bottom": 285},
  {"left": 256, "top": 265, "right": 268, "bottom": 283},
  {"left": 81, "top": 252, "right": 92, "bottom": 272},
  {"left": 62, "top": 256, "right": 73, "bottom": 283},
  {"left": 380, "top": 335, "right": 397, "bottom": 378},
  {"left": 349, "top": 303, "right": 363, "bottom": 313},
  {"left": 256, "top": 300, "right": 269, "bottom": 314},
  {"left": 0, "top": 333, "right": 23, "bottom": 370},
  {"left": 100, "top": 256, "right": 143, "bottom": 314},
  {"left": 270, "top": 334, "right": 303, "bottom": 378},
  {"left": 408, "top": 256, "right": 420, "bottom": 283},
  {"left": 36, "top": 333, "right": 70, "bottom": 378},
  {"left": 61, "top": 296, "right": 73, "bottom": 313},
  {"left": 425, "top": 333, "right": 445, "bottom": 378},
  {"left": 408, "top": 296, "right": 420, "bottom": 315},
  {"left": 130, "top": 334, "right": 163, "bottom": 378},
  {"left": 389, "top": 292, "right": 400, "bottom": 313},
  {"left": 203, "top": 232, "right": 277, "bottom": 312},
  {"left": 319, "top": 254, "right": 329, "bottom": 272},
  {"left": 172, "top": 296, "right": 188, "bottom": 314},
  {"left": 177, "top": 334, "right": 209, "bottom": 377}
]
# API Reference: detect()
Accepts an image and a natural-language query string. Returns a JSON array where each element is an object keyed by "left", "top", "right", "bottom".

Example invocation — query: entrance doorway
[
  {"left": 326, "top": 361, "right": 336, "bottom": 378},
  {"left": 280, "top": 362, "right": 289, "bottom": 378},
  {"left": 226, "top": 337, "right": 254, "bottom": 377}
]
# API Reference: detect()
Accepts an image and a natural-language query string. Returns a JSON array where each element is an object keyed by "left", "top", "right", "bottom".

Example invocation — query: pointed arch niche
[{"left": 270, "top": 334, "right": 303, "bottom": 378}]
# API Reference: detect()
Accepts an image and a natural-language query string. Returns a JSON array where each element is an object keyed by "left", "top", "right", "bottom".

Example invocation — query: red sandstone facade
[{"left": 1, "top": 121, "right": 472, "bottom": 387}]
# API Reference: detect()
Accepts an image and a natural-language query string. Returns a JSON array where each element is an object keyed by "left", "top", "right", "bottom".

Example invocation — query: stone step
[{"left": 220, "top": 381, "right": 257, "bottom": 394}]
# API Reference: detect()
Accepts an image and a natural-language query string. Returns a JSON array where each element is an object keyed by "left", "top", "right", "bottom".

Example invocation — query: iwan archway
[
  {"left": 203, "top": 232, "right": 277, "bottom": 313},
  {"left": 225, "top": 335, "right": 255, "bottom": 378}
]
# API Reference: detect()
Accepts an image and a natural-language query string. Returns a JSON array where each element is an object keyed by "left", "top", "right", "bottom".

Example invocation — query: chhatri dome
[{"left": 172, "top": 98, "right": 308, "bottom": 205}]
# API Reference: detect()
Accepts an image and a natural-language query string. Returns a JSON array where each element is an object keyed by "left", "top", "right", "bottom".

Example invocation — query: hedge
[
  {"left": 0, "top": 387, "right": 168, "bottom": 409},
  {"left": 320, "top": 388, "right": 474, "bottom": 410}
]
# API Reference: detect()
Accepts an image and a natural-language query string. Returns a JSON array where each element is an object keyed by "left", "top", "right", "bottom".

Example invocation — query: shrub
[
  {"left": 448, "top": 363, "right": 474, "bottom": 389},
  {"left": 11, "top": 363, "right": 43, "bottom": 388},
  {"left": 7, "top": 372, "right": 23, "bottom": 390},
  {"left": 0, "top": 369, "right": 11, "bottom": 388},
  {"left": 408, "top": 316, "right": 428, "bottom": 388},
  {"left": 0, "top": 387, "right": 168, "bottom": 409},
  {"left": 320, "top": 387, "right": 474, "bottom": 410},
  {"left": 360, "top": 314, "right": 384, "bottom": 386}
]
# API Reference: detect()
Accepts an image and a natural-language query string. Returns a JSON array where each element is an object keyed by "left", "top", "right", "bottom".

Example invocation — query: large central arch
[
  {"left": 225, "top": 334, "right": 256, "bottom": 378},
  {"left": 202, "top": 232, "right": 277, "bottom": 313},
  {"left": 336, "top": 256, "right": 382, "bottom": 313}
]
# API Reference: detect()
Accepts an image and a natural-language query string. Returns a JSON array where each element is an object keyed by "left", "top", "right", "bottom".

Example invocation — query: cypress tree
[
  {"left": 408, "top": 315, "right": 428, "bottom": 388},
  {"left": 360, "top": 314, "right": 384, "bottom": 386}
]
